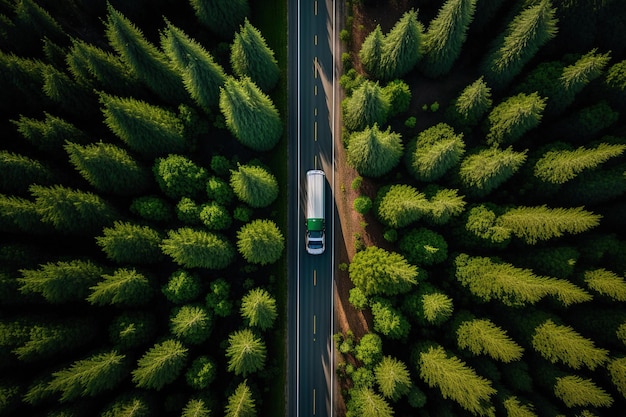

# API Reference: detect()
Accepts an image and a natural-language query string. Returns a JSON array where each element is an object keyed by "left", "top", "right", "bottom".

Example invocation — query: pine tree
[
  {"left": 451, "top": 77, "right": 492, "bottom": 126},
  {"left": 559, "top": 49, "right": 611, "bottom": 109},
  {"left": 190, "top": 0, "right": 250, "bottom": 39},
  {"left": 230, "top": 163, "right": 279, "bottom": 208},
  {"left": 224, "top": 380, "right": 256, "bottom": 417},
  {"left": 42, "top": 67, "right": 94, "bottom": 117},
  {"left": 347, "top": 387, "right": 394, "bottom": 417},
  {"left": 502, "top": 396, "right": 537, "bottom": 417},
  {"left": 607, "top": 356, "right": 626, "bottom": 399},
  {"left": 379, "top": 10, "right": 424, "bottom": 80},
  {"left": 0, "top": 51, "right": 51, "bottom": 113},
  {"left": 374, "top": 356, "right": 411, "bottom": 401},
  {"left": 161, "top": 21, "right": 227, "bottom": 111},
  {"left": 160, "top": 227, "right": 235, "bottom": 269},
  {"left": 108, "top": 312, "right": 155, "bottom": 352},
  {"left": 485, "top": 92, "right": 546, "bottom": 146},
  {"left": 185, "top": 356, "right": 216, "bottom": 389},
  {"left": 405, "top": 285, "right": 454, "bottom": 326},
  {"left": 169, "top": 305, "right": 212, "bottom": 345},
  {"left": 349, "top": 246, "right": 419, "bottom": 296},
  {"left": 153, "top": 154, "right": 208, "bottom": 200},
  {"left": 87, "top": 268, "right": 153, "bottom": 307},
  {"left": 96, "top": 222, "right": 164, "bottom": 264},
  {"left": 241, "top": 288, "right": 278, "bottom": 330},
  {"left": 18, "top": 259, "right": 103, "bottom": 304},
  {"left": 105, "top": 4, "right": 186, "bottom": 104},
  {"left": 346, "top": 124, "right": 403, "bottom": 177},
  {"left": 374, "top": 184, "right": 429, "bottom": 228},
  {"left": 532, "top": 319, "right": 609, "bottom": 370},
  {"left": 162, "top": 270, "right": 201, "bottom": 304},
  {"left": 47, "top": 350, "right": 128, "bottom": 402},
  {"left": 236, "top": 219, "right": 284, "bottom": 265},
  {"left": 226, "top": 329, "right": 266, "bottom": 377},
  {"left": 398, "top": 227, "right": 448, "bottom": 266},
  {"left": 12, "top": 112, "right": 87, "bottom": 154},
  {"left": 483, "top": 0, "right": 558, "bottom": 89},
  {"left": 231, "top": 18, "right": 279, "bottom": 92},
  {"left": 131, "top": 339, "right": 188, "bottom": 390},
  {"left": 0, "top": 151, "right": 55, "bottom": 194},
  {"left": 100, "top": 393, "right": 152, "bottom": 417},
  {"left": 382, "top": 79, "right": 411, "bottom": 116},
  {"left": 99, "top": 93, "right": 188, "bottom": 158},
  {"left": 421, "top": 0, "right": 477, "bottom": 78},
  {"left": 423, "top": 187, "right": 467, "bottom": 225},
  {"left": 459, "top": 147, "right": 527, "bottom": 197},
  {"left": 405, "top": 123, "right": 465, "bottom": 182},
  {"left": 219, "top": 77, "right": 282, "bottom": 151},
  {"left": 65, "top": 141, "right": 151, "bottom": 195},
  {"left": 343, "top": 81, "right": 390, "bottom": 131},
  {"left": 463, "top": 204, "right": 511, "bottom": 246},
  {"left": 182, "top": 398, "right": 211, "bottom": 417},
  {"left": 417, "top": 344, "right": 496, "bottom": 416},
  {"left": 456, "top": 318, "right": 524, "bottom": 363},
  {"left": 371, "top": 297, "right": 411, "bottom": 340},
  {"left": 553, "top": 375, "right": 613, "bottom": 408},
  {"left": 534, "top": 143, "right": 625, "bottom": 184},
  {"left": 359, "top": 25, "right": 384, "bottom": 78},
  {"left": 13, "top": 0, "right": 66, "bottom": 47},
  {"left": 584, "top": 269, "right": 626, "bottom": 302}
]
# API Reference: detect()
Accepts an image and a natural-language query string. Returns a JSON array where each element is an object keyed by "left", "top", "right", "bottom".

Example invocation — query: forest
[
  {"left": 0, "top": 0, "right": 288, "bottom": 416},
  {"left": 334, "top": 0, "right": 626, "bottom": 416}
]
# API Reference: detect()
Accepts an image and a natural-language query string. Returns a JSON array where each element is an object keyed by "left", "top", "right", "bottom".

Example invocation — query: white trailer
[{"left": 305, "top": 170, "right": 325, "bottom": 255}]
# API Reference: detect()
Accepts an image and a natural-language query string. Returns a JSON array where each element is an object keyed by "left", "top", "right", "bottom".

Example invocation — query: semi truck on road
[{"left": 305, "top": 170, "right": 325, "bottom": 255}]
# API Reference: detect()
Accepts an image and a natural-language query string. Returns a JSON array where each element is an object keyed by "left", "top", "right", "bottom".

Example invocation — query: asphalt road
[{"left": 287, "top": 0, "right": 337, "bottom": 416}]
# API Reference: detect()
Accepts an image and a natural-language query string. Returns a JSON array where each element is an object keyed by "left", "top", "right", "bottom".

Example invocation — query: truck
[{"left": 305, "top": 169, "right": 325, "bottom": 255}]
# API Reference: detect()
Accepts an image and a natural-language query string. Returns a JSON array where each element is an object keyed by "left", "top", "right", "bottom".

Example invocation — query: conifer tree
[
  {"left": 532, "top": 319, "right": 609, "bottom": 370},
  {"left": 0, "top": 194, "right": 50, "bottom": 234},
  {"left": 224, "top": 380, "right": 256, "bottom": 417},
  {"left": 405, "top": 123, "right": 465, "bottom": 182},
  {"left": 161, "top": 21, "right": 227, "bottom": 111},
  {"left": 65, "top": 141, "right": 151, "bottom": 195},
  {"left": 534, "top": 143, "right": 625, "bottom": 184},
  {"left": 347, "top": 387, "right": 394, "bottom": 417},
  {"left": 226, "top": 329, "right": 266, "bottom": 377},
  {"left": 456, "top": 318, "right": 524, "bottom": 363},
  {"left": 99, "top": 93, "right": 188, "bottom": 158},
  {"left": 100, "top": 393, "right": 152, "bottom": 417},
  {"left": 450, "top": 77, "right": 492, "bottom": 126},
  {"left": 241, "top": 288, "right": 278, "bottom": 330},
  {"left": 153, "top": 154, "right": 208, "bottom": 200},
  {"left": 421, "top": 0, "right": 477, "bottom": 78},
  {"left": 131, "top": 339, "right": 188, "bottom": 390},
  {"left": 236, "top": 219, "right": 284, "bottom": 265},
  {"left": 231, "top": 18, "right": 279, "bottom": 92},
  {"left": 405, "top": 285, "right": 454, "bottom": 326},
  {"left": 0, "top": 151, "right": 55, "bottom": 193},
  {"left": 374, "top": 184, "right": 429, "bottom": 228},
  {"left": 96, "top": 222, "right": 164, "bottom": 264},
  {"left": 423, "top": 187, "right": 467, "bottom": 225},
  {"left": 371, "top": 297, "right": 411, "bottom": 340},
  {"left": 485, "top": 92, "right": 546, "bottom": 146},
  {"left": 349, "top": 246, "right": 419, "bottom": 296},
  {"left": 185, "top": 356, "right": 216, "bottom": 390},
  {"left": 105, "top": 5, "right": 187, "bottom": 104},
  {"left": 190, "top": 0, "right": 249, "bottom": 39},
  {"left": 553, "top": 375, "right": 613, "bottom": 408},
  {"left": 346, "top": 124, "right": 403, "bottom": 177},
  {"left": 343, "top": 81, "right": 390, "bottom": 131},
  {"left": 459, "top": 147, "right": 527, "bottom": 197},
  {"left": 182, "top": 399, "right": 211, "bottom": 417},
  {"left": 169, "top": 305, "right": 212, "bottom": 345},
  {"left": 607, "top": 356, "right": 626, "bottom": 399},
  {"left": 559, "top": 49, "right": 611, "bottom": 110},
  {"left": 374, "top": 356, "right": 411, "bottom": 401},
  {"left": 42, "top": 67, "right": 94, "bottom": 117},
  {"left": 160, "top": 227, "right": 235, "bottom": 269},
  {"left": 502, "top": 396, "right": 537, "bottom": 417},
  {"left": 108, "top": 312, "right": 155, "bottom": 352},
  {"left": 12, "top": 112, "right": 87, "bottom": 154},
  {"left": 47, "top": 350, "right": 128, "bottom": 402},
  {"left": 605, "top": 59, "right": 626, "bottom": 93},
  {"left": 379, "top": 10, "right": 424, "bottom": 80},
  {"left": 13, "top": 0, "right": 66, "bottom": 49},
  {"left": 584, "top": 269, "right": 626, "bottom": 302},
  {"left": 398, "top": 227, "right": 448, "bottom": 266},
  {"left": 230, "top": 163, "right": 279, "bottom": 208},
  {"left": 359, "top": 25, "right": 384, "bottom": 78},
  {"left": 18, "top": 259, "right": 103, "bottom": 304},
  {"left": 417, "top": 344, "right": 496, "bottom": 416},
  {"left": 219, "top": 77, "right": 282, "bottom": 151},
  {"left": 87, "top": 268, "right": 153, "bottom": 307},
  {"left": 0, "top": 51, "right": 51, "bottom": 112},
  {"left": 162, "top": 270, "right": 201, "bottom": 304},
  {"left": 483, "top": 0, "right": 558, "bottom": 89}
]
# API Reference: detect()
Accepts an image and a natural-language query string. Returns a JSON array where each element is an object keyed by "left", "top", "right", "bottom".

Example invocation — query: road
[{"left": 287, "top": 0, "right": 338, "bottom": 416}]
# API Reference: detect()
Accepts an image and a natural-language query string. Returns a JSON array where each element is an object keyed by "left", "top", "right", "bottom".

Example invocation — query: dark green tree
[
  {"left": 353, "top": 195, "right": 373, "bottom": 215},
  {"left": 131, "top": 339, "right": 188, "bottom": 391},
  {"left": 0, "top": 52, "right": 51, "bottom": 112},
  {"left": 169, "top": 305, "right": 212, "bottom": 345},
  {"left": 162, "top": 269, "right": 201, "bottom": 304},
  {"left": 374, "top": 356, "right": 411, "bottom": 401},
  {"left": 607, "top": 357, "right": 626, "bottom": 399},
  {"left": 343, "top": 81, "right": 390, "bottom": 131},
  {"left": 153, "top": 154, "right": 208, "bottom": 200},
  {"left": 349, "top": 246, "right": 419, "bottom": 296},
  {"left": 185, "top": 356, "right": 216, "bottom": 390},
  {"left": 205, "top": 278, "right": 233, "bottom": 318},
  {"left": 224, "top": 380, "right": 256, "bottom": 417},
  {"left": 558, "top": 49, "right": 611, "bottom": 111},
  {"left": 398, "top": 227, "right": 448, "bottom": 266},
  {"left": 100, "top": 394, "right": 152, "bottom": 417},
  {"left": 96, "top": 221, "right": 164, "bottom": 264},
  {"left": 485, "top": 92, "right": 546, "bottom": 146},
  {"left": 382, "top": 79, "right": 411, "bottom": 116},
  {"left": 176, "top": 197, "right": 202, "bottom": 225},
  {"left": 240, "top": 288, "right": 278, "bottom": 330},
  {"left": 87, "top": 268, "right": 153, "bottom": 307},
  {"left": 160, "top": 227, "right": 235, "bottom": 269},
  {"left": 459, "top": 146, "right": 527, "bottom": 197},
  {"left": 199, "top": 202, "right": 232, "bottom": 230},
  {"left": 405, "top": 123, "right": 465, "bottom": 182},
  {"left": 12, "top": 112, "right": 87, "bottom": 154},
  {"left": 42, "top": 67, "right": 94, "bottom": 117},
  {"left": 12, "top": 0, "right": 66, "bottom": 51},
  {"left": 359, "top": 25, "right": 384, "bottom": 78},
  {"left": 231, "top": 18, "right": 279, "bottom": 92},
  {"left": 375, "top": 184, "right": 428, "bottom": 228},
  {"left": 370, "top": 297, "right": 411, "bottom": 340},
  {"left": 0, "top": 151, "right": 55, "bottom": 194},
  {"left": 230, "top": 163, "right": 279, "bottom": 208},
  {"left": 379, "top": 10, "right": 424, "bottom": 80},
  {"left": 346, "top": 124, "right": 403, "bottom": 177},
  {"left": 65, "top": 141, "right": 151, "bottom": 195},
  {"left": 108, "top": 312, "right": 156, "bottom": 351},
  {"left": 130, "top": 196, "right": 174, "bottom": 223},
  {"left": 236, "top": 219, "right": 284, "bottom": 265},
  {"left": 219, "top": 77, "right": 282, "bottom": 151},
  {"left": 206, "top": 175, "right": 235, "bottom": 206},
  {"left": 450, "top": 77, "right": 492, "bottom": 126},
  {"left": 226, "top": 329, "right": 266, "bottom": 377},
  {"left": 421, "top": 0, "right": 477, "bottom": 78},
  {"left": 190, "top": 0, "right": 249, "bottom": 39}
]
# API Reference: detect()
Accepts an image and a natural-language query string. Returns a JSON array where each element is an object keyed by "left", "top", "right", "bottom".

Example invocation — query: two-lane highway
[{"left": 288, "top": 0, "right": 337, "bottom": 416}]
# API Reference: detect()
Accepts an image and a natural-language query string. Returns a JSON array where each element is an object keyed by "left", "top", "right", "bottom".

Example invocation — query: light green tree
[
  {"left": 131, "top": 339, "right": 188, "bottom": 390},
  {"left": 343, "top": 81, "right": 390, "bottom": 131},
  {"left": 607, "top": 356, "right": 626, "bottom": 399},
  {"left": 224, "top": 380, "right": 256, "bottom": 417},
  {"left": 423, "top": 187, "right": 467, "bottom": 224},
  {"left": 169, "top": 305, "right": 212, "bottom": 345},
  {"left": 554, "top": 375, "right": 613, "bottom": 408},
  {"left": 355, "top": 333, "right": 383, "bottom": 368},
  {"left": 485, "top": 92, "right": 546, "bottom": 146},
  {"left": 100, "top": 393, "right": 152, "bottom": 417},
  {"left": 162, "top": 270, "right": 201, "bottom": 304},
  {"left": 349, "top": 246, "right": 419, "bottom": 296},
  {"left": 199, "top": 202, "right": 232, "bottom": 230},
  {"left": 502, "top": 396, "right": 537, "bottom": 417},
  {"left": 347, "top": 124, "right": 403, "bottom": 177},
  {"left": 226, "top": 329, "right": 266, "bottom": 377},
  {"left": 237, "top": 219, "right": 284, "bottom": 265},
  {"left": 160, "top": 227, "right": 235, "bottom": 269},
  {"left": 359, "top": 25, "right": 384, "bottom": 78},
  {"left": 584, "top": 269, "right": 626, "bottom": 302},
  {"left": 182, "top": 398, "right": 211, "bottom": 417},
  {"left": 371, "top": 297, "right": 411, "bottom": 340},
  {"left": 231, "top": 18, "right": 279, "bottom": 92},
  {"left": 459, "top": 147, "right": 527, "bottom": 197},
  {"left": 379, "top": 10, "right": 424, "bottom": 80},
  {"left": 456, "top": 318, "right": 524, "bottom": 362},
  {"left": 347, "top": 387, "right": 394, "bottom": 417},
  {"left": 96, "top": 222, "right": 163, "bottom": 264},
  {"left": 153, "top": 154, "right": 208, "bottom": 200},
  {"left": 88, "top": 268, "right": 153, "bottom": 307},
  {"left": 405, "top": 123, "right": 465, "bottom": 182},
  {"left": 450, "top": 77, "right": 492, "bottom": 126},
  {"left": 230, "top": 163, "right": 278, "bottom": 208},
  {"left": 375, "top": 184, "right": 428, "bottom": 228},
  {"left": 241, "top": 288, "right": 278, "bottom": 330},
  {"left": 374, "top": 356, "right": 412, "bottom": 401},
  {"left": 558, "top": 49, "right": 611, "bottom": 112}
]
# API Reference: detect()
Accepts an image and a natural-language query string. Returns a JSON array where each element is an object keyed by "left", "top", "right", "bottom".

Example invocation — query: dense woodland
[
  {"left": 336, "top": 0, "right": 626, "bottom": 416},
  {"left": 0, "top": 0, "right": 287, "bottom": 416}
]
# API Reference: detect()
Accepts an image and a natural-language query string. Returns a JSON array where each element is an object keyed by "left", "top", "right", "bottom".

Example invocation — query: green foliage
[
  {"left": 374, "top": 356, "right": 411, "bottom": 401},
  {"left": 459, "top": 147, "right": 527, "bottom": 197},
  {"left": 370, "top": 297, "right": 411, "bottom": 340},
  {"left": 176, "top": 197, "right": 201, "bottom": 224},
  {"left": 353, "top": 195, "right": 372, "bottom": 214},
  {"left": 18, "top": 259, "right": 103, "bottom": 304},
  {"left": 96, "top": 222, "right": 164, "bottom": 264},
  {"left": 206, "top": 175, "right": 235, "bottom": 206},
  {"left": 219, "top": 77, "right": 281, "bottom": 151},
  {"left": 382, "top": 79, "right": 411, "bottom": 116},
  {"left": 199, "top": 202, "right": 232, "bottom": 230},
  {"left": 190, "top": 0, "right": 249, "bottom": 39},
  {"left": 231, "top": 18, "right": 279, "bottom": 92},
  {"left": 349, "top": 246, "right": 419, "bottom": 296},
  {"left": 343, "top": 81, "right": 390, "bottom": 131},
  {"left": 88, "top": 268, "right": 153, "bottom": 307},
  {"left": 182, "top": 398, "right": 211, "bottom": 417},
  {"left": 226, "top": 328, "right": 266, "bottom": 376},
  {"left": 48, "top": 351, "right": 128, "bottom": 402},
  {"left": 374, "top": 184, "right": 428, "bottom": 228},
  {"left": 236, "top": 219, "right": 284, "bottom": 265},
  {"left": 161, "top": 227, "right": 235, "bottom": 269},
  {"left": 0, "top": 151, "right": 54, "bottom": 193},
  {"left": 607, "top": 357, "right": 626, "bottom": 399},
  {"left": 211, "top": 155, "right": 232, "bottom": 177},
  {"left": 108, "top": 312, "right": 155, "bottom": 351},
  {"left": 359, "top": 25, "right": 384, "bottom": 79},
  {"left": 379, "top": 10, "right": 424, "bottom": 80},
  {"left": 561, "top": 48, "right": 611, "bottom": 95},
  {"left": 349, "top": 287, "right": 369, "bottom": 310},
  {"left": 0, "top": 194, "right": 48, "bottom": 234},
  {"left": 424, "top": 187, "right": 467, "bottom": 224},
  {"left": 185, "top": 356, "right": 216, "bottom": 390},
  {"left": 355, "top": 333, "right": 383, "bottom": 368},
  {"left": 347, "top": 387, "right": 394, "bottom": 417},
  {"left": 553, "top": 375, "right": 613, "bottom": 408},
  {"left": 153, "top": 154, "right": 208, "bottom": 200},
  {"left": 12, "top": 112, "right": 87, "bottom": 154},
  {"left": 573, "top": 101, "right": 619, "bottom": 138},
  {"left": 130, "top": 196, "right": 174, "bottom": 222},
  {"left": 485, "top": 92, "right": 546, "bottom": 146},
  {"left": 502, "top": 396, "right": 537, "bottom": 417},
  {"left": 224, "top": 380, "right": 256, "bottom": 417},
  {"left": 405, "top": 123, "right": 465, "bottom": 182},
  {"left": 205, "top": 278, "right": 233, "bottom": 318},
  {"left": 100, "top": 394, "right": 151, "bottom": 417},
  {"left": 346, "top": 124, "right": 403, "bottom": 177},
  {"left": 456, "top": 318, "right": 524, "bottom": 362},
  {"left": 606, "top": 59, "right": 626, "bottom": 91},
  {"left": 421, "top": 0, "right": 477, "bottom": 77},
  {"left": 420, "top": 292, "right": 454, "bottom": 326},
  {"left": 162, "top": 270, "right": 201, "bottom": 304},
  {"left": 170, "top": 305, "right": 212, "bottom": 345},
  {"left": 230, "top": 163, "right": 278, "bottom": 208},
  {"left": 132, "top": 339, "right": 188, "bottom": 390},
  {"left": 240, "top": 288, "right": 277, "bottom": 330},
  {"left": 584, "top": 269, "right": 626, "bottom": 302},
  {"left": 398, "top": 228, "right": 448, "bottom": 266}
]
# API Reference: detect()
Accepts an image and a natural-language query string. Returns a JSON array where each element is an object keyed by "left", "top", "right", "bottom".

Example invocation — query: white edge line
[
  {"left": 296, "top": 0, "right": 301, "bottom": 416},
  {"left": 330, "top": 0, "right": 336, "bottom": 416}
]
